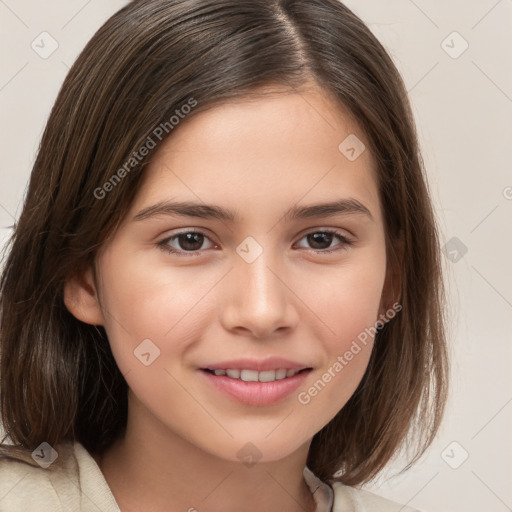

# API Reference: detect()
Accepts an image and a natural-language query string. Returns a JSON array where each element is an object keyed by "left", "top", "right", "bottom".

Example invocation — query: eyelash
[{"left": 157, "top": 228, "right": 354, "bottom": 257}]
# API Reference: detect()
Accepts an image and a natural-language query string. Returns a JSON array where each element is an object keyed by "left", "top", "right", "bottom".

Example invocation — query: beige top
[{"left": 0, "top": 442, "right": 419, "bottom": 511}]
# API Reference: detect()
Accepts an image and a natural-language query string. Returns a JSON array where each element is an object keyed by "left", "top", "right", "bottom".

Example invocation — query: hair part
[{"left": 0, "top": 0, "right": 448, "bottom": 485}]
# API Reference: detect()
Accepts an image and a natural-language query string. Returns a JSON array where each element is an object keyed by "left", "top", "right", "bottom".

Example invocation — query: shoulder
[
  {"left": 304, "top": 466, "right": 422, "bottom": 512},
  {"left": 0, "top": 441, "right": 80, "bottom": 511},
  {"left": 332, "top": 482, "right": 421, "bottom": 512}
]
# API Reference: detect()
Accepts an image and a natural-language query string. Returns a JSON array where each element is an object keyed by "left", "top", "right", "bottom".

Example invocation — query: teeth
[
  {"left": 209, "top": 368, "right": 303, "bottom": 382},
  {"left": 258, "top": 370, "right": 276, "bottom": 382},
  {"left": 240, "top": 369, "right": 259, "bottom": 382},
  {"left": 275, "top": 369, "right": 287, "bottom": 380}
]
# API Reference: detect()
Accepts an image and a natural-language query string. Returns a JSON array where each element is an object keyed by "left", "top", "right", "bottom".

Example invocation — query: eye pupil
[
  {"left": 179, "top": 232, "right": 204, "bottom": 251},
  {"left": 308, "top": 232, "right": 333, "bottom": 250}
]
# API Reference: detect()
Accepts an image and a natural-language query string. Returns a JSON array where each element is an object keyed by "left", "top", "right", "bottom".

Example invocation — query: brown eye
[
  {"left": 295, "top": 230, "right": 354, "bottom": 253},
  {"left": 174, "top": 232, "right": 206, "bottom": 251},
  {"left": 158, "top": 230, "right": 216, "bottom": 256},
  {"left": 307, "top": 232, "right": 335, "bottom": 250}
]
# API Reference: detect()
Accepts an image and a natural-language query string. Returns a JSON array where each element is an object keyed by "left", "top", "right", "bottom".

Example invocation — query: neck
[{"left": 95, "top": 393, "right": 317, "bottom": 512}]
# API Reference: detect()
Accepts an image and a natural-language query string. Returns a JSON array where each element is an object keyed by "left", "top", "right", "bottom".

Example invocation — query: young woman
[{"left": 0, "top": 1, "right": 448, "bottom": 511}]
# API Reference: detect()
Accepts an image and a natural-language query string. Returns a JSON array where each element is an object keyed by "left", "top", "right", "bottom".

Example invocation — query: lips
[
  {"left": 200, "top": 368, "right": 312, "bottom": 406},
  {"left": 199, "top": 357, "right": 313, "bottom": 406}
]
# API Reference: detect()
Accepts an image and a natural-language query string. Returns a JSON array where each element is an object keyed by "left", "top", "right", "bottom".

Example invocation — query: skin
[{"left": 64, "top": 83, "right": 397, "bottom": 512}]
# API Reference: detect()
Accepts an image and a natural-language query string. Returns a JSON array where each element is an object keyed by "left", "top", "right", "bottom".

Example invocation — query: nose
[{"left": 219, "top": 250, "right": 299, "bottom": 339}]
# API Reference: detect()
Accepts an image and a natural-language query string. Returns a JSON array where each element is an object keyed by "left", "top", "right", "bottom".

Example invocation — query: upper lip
[{"left": 201, "top": 357, "right": 312, "bottom": 372}]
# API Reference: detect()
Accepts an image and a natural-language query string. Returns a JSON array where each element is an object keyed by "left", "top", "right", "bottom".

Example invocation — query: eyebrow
[{"left": 133, "top": 198, "right": 374, "bottom": 223}]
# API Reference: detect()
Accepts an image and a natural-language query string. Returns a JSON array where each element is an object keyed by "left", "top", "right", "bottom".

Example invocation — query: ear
[
  {"left": 63, "top": 265, "right": 105, "bottom": 325},
  {"left": 378, "top": 232, "right": 404, "bottom": 317}
]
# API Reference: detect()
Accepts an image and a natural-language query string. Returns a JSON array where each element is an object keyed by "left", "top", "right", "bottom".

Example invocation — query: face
[{"left": 76, "top": 84, "right": 391, "bottom": 463}]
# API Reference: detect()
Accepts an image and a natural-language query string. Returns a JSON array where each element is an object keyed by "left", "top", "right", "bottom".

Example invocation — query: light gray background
[{"left": 1, "top": 1, "right": 511, "bottom": 511}]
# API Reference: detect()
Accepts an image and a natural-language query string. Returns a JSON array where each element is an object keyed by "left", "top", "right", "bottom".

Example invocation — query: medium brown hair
[{"left": 0, "top": 0, "right": 448, "bottom": 485}]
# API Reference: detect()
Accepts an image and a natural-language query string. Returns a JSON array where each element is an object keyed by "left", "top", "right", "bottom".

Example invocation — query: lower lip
[{"left": 200, "top": 369, "right": 311, "bottom": 407}]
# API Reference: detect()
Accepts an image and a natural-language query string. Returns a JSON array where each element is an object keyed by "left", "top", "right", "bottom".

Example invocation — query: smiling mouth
[{"left": 201, "top": 368, "right": 312, "bottom": 383}]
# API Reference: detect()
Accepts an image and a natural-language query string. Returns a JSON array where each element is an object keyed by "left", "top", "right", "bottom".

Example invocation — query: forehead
[{"left": 128, "top": 84, "right": 382, "bottom": 226}]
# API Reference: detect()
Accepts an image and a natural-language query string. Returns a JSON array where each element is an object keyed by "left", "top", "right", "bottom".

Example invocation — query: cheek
[
  {"left": 301, "top": 246, "right": 387, "bottom": 344},
  {"left": 292, "top": 251, "right": 386, "bottom": 422},
  {"left": 96, "top": 245, "right": 231, "bottom": 385},
  {"left": 96, "top": 247, "right": 192, "bottom": 369},
  {"left": 296, "top": 302, "right": 379, "bottom": 436}
]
